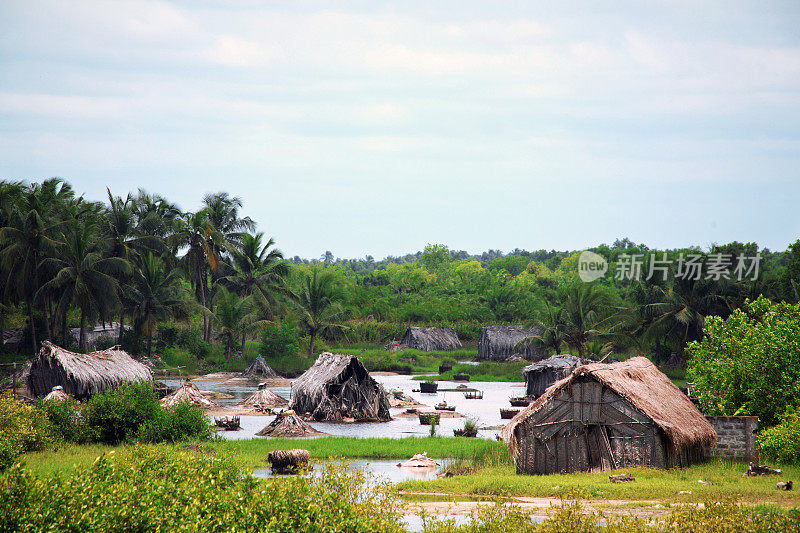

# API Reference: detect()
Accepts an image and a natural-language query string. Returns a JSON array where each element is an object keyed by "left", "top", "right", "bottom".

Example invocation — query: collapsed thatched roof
[
  {"left": 236, "top": 388, "right": 289, "bottom": 411},
  {"left": 256, "top": 412, "right": 328, "bottom": 437},
  {"left": 522, "top": 354, "right": 581, "bottom": 398},
  {"left": 242, "top": 357, "right": 279, "bottom": 379},
  {"left": 160, "top": 382, "right": 217, "bottom": 409},
  {"left": 502, "top": 357, "right": 717, "bottom": 453},
  {"left": 289, "top": 352, "right": 391, "bottom": 422},
  {"left": 399, "top": 327, "right": 462, "bottom": 352},
  {"left": 27, "top": 341, "right": 152, "bottom": 399},
  {"left": 477, "top": 325, "right": 545, "bottom": 361}
]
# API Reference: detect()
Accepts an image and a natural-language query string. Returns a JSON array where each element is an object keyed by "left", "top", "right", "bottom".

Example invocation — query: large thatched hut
[
  {"left": 289, "top": 352, "right": 391, "bottom": 422},
  {"left": 522, "top": 354, "right": 581, "bottom": 399},
  {"left": 502, "top": 357, "right": 716, "bottom": 475},
  {"left": 27, "top": 341, "right": 152, "bottom": 399},
  {"left": 477, "top": 325, "right": 545, "bottom": 361},
  {"left": 398, "top": 327, "right": 462, "bottom": 352}
]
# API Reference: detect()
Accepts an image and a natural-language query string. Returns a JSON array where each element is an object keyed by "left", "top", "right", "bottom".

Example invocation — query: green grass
[
  {"left": 17, "top": 437, "right": 509, "bottom": 476},
  {"left": 414, "top": 361, "right": 527, "bottom": 382},
  {"left": 331, "top": 345, "right": 479, "bottom": 375},
  {"left": 397, "top": 459, "right": 800, "bottom": 505}
]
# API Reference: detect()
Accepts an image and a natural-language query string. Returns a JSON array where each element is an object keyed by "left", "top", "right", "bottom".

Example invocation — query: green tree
[
  {"left": 213, "top": 288, "right": 265, "bottom": 361},
  {"left": 38, "top": 219, "right": 130, "bottom": 352},
  {"left": 687, "top": 295, "right": 800, "bottom": 427},
  {"left": 291, "top": 266, "right": 348, "bottom": 356},
  {"left": 223, "top": 232, "right": 288, "bottom": 322},
  {"left": 129, "top": 253, "right": 189, "bottom": 356}
]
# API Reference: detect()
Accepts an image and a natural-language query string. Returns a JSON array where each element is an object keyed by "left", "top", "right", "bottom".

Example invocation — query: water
[
  {"left": 252, "top": 459, "right": 448, "bottom": 483},
  {"left": 158, "top": 373, "right": 524, "bottom": 440}
]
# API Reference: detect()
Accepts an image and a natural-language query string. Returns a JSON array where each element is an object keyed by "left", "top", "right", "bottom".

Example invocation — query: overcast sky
[{"left": 1, "top": 1, "right": 799, "bottom": 259}]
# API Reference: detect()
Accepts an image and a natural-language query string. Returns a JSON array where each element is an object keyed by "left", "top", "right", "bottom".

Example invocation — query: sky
[{"left": 1, "top": 1, "right": 799, "bottom": 259}]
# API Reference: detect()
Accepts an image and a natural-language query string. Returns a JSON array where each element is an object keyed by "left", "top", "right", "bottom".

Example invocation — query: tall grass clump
[{"left": 0, "top": 393, "right": 51, "bottom": 471}]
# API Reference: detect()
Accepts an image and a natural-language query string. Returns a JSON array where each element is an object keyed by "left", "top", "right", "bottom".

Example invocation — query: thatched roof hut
[
  {"left": 522, "top": 354, "right": 581, "bottom": 399},
  {"left": 257, "top": 411, "right": 328, "bottom": 437},
  {"left": 242, "top": 356, "right": 279, "bottom": 379},
  {"left": 27, "top": 341, "right": 152, "bottom": 399},
  {"left": 236, "top": 387, "right": 289, "bottom": 412},
  {"left": 399, "top": 327, "right": 462, "bottom": 352},
  {"left": 477, "top": 325, "right": 546, "bottom": 361},
  {"left": 502, "top": 357, "right": 716, "bottom": 475},
  {"left": 160, "top": 382, "right": 217, "bottom": 409},
  {"left": 289, "top": 352, "right": 391, "bottom": 422},
  {"left": 43, "top": 386, "right": 69, "bottom": 402}
]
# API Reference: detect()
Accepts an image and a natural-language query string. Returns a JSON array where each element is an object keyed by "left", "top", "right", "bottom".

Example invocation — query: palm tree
[
  {"left": 223, "top": 233, "right": 289, "bottom": 319},
  {"left": 38, "top": 219, "right": 130, "bottom": 352},
  {"left": 129, "top": 253, "right": 189, "bottom": 356},
  {"left": 520, "top": 300, "right": 567, "bottom": 354},
  {"left": 0, "top": 180, "right": 70, "bottom": 352},
  {"left": 170, "top": 210, "right": 221, "bottom": 342},
  {"left": 202, "top": 192, "right": 254, "bottom": 248},
  {"left": 213, "top": 288, "right": 266, "bottom": 361},
  {"left": 291, "top": 266, "right": 348, "bottom": 356},
  {"left": 644, "top": 276, "right": 729, "bottom": 362}
]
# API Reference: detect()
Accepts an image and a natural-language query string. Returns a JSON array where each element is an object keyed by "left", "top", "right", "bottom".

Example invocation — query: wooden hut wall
[{"left": 514, "top": 378, "right": 667, "bottom": 474}]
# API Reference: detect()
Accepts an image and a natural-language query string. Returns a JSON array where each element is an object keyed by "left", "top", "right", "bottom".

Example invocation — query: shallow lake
[{"left": 160, "top": 373, "right": 524, "bottom": 440}]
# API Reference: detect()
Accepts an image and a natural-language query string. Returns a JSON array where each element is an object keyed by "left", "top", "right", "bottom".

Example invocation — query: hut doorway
[{"left": 585, "top": 425, "right": 616, "bottom": 472}]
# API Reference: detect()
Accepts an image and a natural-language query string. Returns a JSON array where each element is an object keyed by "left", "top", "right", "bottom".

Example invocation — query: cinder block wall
[{"left": 705, "top": 416, "right": 759, "bottom": 462}]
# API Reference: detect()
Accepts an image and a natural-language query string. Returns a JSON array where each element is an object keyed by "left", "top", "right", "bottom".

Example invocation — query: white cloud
[{"left": 203, "top": 35, "right": 281, "bottom": 67}]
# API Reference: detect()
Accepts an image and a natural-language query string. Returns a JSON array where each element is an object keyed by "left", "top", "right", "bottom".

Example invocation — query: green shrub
[
  {"left": 37, "top": 396, "right": 86, "bottom": 443},
  {"left": 155, "top": 322, "right": 179, "bottom": 349},
  {"left": 0, "top": 394, "right": 51, "bottom": 470},
  {"left": 758, "top": 408, "right": 800, "bottom": 464},
  {"left": 137, "top": 402, "right": 213, "bottom": 443},
  {"left": 93, "top": 334, "right": 117, "bottom": 351},
  {"left": 259, "top": 320, "right": 300, "bottom": 360},
  {"left": 177, "top": 327, "right": 211, "bottom": 358},
  {"left": 80, "top": 382, "right": 161, "bottom": 444},
  {"left": 0, "top": 446, "right": 405, "bottom": 533}
]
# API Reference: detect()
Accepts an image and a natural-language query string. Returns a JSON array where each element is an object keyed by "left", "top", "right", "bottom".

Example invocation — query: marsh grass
[
  {"left": 415, "top": 361, "right": 527, "bottom": 382},
  {"left": 399, "top": 459, "right": 800, "bottom": 505}
]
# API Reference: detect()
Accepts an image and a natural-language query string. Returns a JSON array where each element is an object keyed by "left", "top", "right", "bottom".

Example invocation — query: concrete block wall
[{"left": 706, "top": 416, "right": 759, "bottom": 462}]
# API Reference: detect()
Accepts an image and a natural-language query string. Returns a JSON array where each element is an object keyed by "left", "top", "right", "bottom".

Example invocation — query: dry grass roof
[
  {"left": 399, "top": 327, "right": 462, "bottom": 351},
  {"left": 502, "top": 356, "right": 716, "bottom": 452},
  {"left": 236, "top": 388, "right": 289, "bottom": 411},
  {"left": 160, "top": 382, "right": 217, "bottom": 409},
  {"left": 28, "top": 341, "right": 152, "bottom": 399}
]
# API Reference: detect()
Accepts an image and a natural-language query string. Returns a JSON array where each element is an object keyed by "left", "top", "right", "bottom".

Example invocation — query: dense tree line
[{"left": 1, "top": 179, "right": 798, "bottom": 367}]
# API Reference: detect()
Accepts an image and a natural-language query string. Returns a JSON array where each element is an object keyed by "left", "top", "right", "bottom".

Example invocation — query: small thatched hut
[
  {"left": 289, "top": 352, "right": 391, "bottom": 422},
  {"left": 257, "top": 411, "right": 328, "bottom": 437},
  {"left": 502, "top": 357, "right": 716, "bottom": 475},
  {"left": 160, "top": 382, "right": 217, "bottom": 409},
  {"left": 523, "top": 354, "right": 581, "bottom": 399},
  {"left": 43, "top": 386, "right": 69, "bottom": 402},
  {"left": 477, "top": 325, "right": 545, "bottom": 361},
  {"left": 399, "top": 327, "right": 462, "bottom": 352},
  {"left": 242, "top": 356, "right": 280, "bottom": 379},
  {"left": 28, "top": 341, "right": 152, "bottom": 399},
  {"left": 237, "top": 386, "right": 289, "bottom": 412}
]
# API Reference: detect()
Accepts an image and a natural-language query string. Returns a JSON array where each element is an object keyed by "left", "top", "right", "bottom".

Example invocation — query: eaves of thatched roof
[
  {"left": 28, "top": 341, "right": 152, "bottom": 399},
  {"left": 503, "top": 357, "right": 716, "bottom": 452}
]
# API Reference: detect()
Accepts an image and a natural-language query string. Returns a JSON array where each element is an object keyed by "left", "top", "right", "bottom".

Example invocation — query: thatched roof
[
  {"left": 289, "top": 352, "right": 391, "bottom": 422},
  {"left": 477, "top": 325, "right": 545, "bottom": 361},
  {"left": 236, "top": 388, "right": 289, "bottom": 411},
  {"left": 502, "top": 357, "right": 717, "bottom": 454},
  {"left": 242, "top": 356, "right": 279, "bottom": 379},
  {"left": 43, "top": 386, "right": 69, "bottom": 402},
  {"left": 522, "top": 354, "right": 581, "bottom": 398},
  {"left": 399, "top": 327, "right": 462, "bottom": 352},
  {"left": 27, "top": 341, "right": 152, "bottom": 399},
  {"left": 257, "top": 412, "right": 328, "bottom": 437},
  {"left": 160, "top": 382, "right": 217, "bottom": 409}
]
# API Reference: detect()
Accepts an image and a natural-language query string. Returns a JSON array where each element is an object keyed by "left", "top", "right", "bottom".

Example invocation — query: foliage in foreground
[
  {"left": 0, "top": 446, "right": 405, "bottom": 533},
  {"left": 421, "top": 498, "right": 800, "bottom": 533},
  {"left": 41, "top": 382, "right": 212, "bottom": 445},
  {"left": 758, "top": 407, "right": 800, "bottom": 464},
  {"left": 687, "top": 296, "right": 800, "bottom": 427},
  {"left": 0, "top": 394, "right": 51, "bottom": 471}
]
